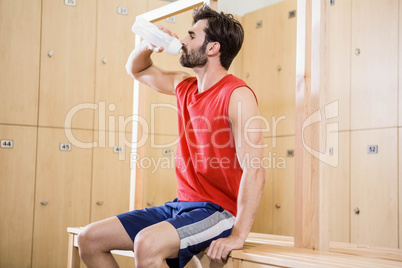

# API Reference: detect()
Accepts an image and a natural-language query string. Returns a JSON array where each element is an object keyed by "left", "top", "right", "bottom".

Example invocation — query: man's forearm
[
  {"left": 231, "top": 167, "right": 265, "bottom": 242},
  {"left": 125, "top": 41, "right": 154, "bottom": 78}
]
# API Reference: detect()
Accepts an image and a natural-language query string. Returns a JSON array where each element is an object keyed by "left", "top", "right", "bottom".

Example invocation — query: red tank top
[{"left": 175, "top": 74, "right": 255, "bottom": 216}]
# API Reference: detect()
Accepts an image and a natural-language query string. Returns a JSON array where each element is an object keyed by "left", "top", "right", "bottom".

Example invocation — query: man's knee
[
  {"left": 134, "top": 229, "right": 162, "bottom": 267},
  {"left": 77, "top": 224, "right": 98, "bottom": 256}
]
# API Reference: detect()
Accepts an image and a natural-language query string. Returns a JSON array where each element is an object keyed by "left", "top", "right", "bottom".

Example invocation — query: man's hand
[{"left": 206, "top": 236, "right": 244, "bottom": 264}]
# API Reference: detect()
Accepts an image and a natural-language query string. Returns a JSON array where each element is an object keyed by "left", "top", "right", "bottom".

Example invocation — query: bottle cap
[{"left": 166, "top": 38, "right": 183, "bottom": 55}]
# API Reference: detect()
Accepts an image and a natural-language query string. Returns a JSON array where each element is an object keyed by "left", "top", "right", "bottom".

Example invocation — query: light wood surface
[
  {"left": 94, "top": 0, "right": 147, "bottom": 132},
  {"left": 328, "top": 0, "right": 351, "bottom": 131},
  {"left": 350, "top": 128, "right": 398, "bottom": 248},
  {"left": 0, "top": 125, "right": 37, "bottom": 267},
  {"left": 294, "top": 0, "right": 330, "bottom": 250},
  {"left": 91, "top": 130, "right": 132, "bottom": 222},
  {"left": 32, "top": 128, "right": 93, "bottom": 268},
  {"left": 66, "top": 228, "right": 402, "bottom": 268},
  {"left": 350, "top": 0, "right": 398, "bottom": 130},
  {"left": 39, "top": 0, "right": 96, "bottom": 129},
  {"left": 272, "top": 136, "right": 295, "bottom": 236},
  {"left": 0, "top": 0, "right": 41, "bottom": 126}
]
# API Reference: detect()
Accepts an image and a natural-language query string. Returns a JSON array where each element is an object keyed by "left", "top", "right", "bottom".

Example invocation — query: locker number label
[
  {"left": 1, "top": 140, "right": 14, "bottom": 149},
  {"left": 114, "top": 146, "right": 125, "bottom": 154},
  {"left": 117, "top": 6, "right": 129, "bottom": 15},
  {"left": 60, "top": 143, "right": 72, "bottom": 151},
  {"left": 367, "top": 145, "right": 378, "bottom": 154},
  {"left": 65, "top": 0, "right": 76, "bottom": 7}
]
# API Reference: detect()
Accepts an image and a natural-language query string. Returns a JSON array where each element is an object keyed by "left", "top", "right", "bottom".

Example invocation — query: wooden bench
[{"left": 67, "top": 227, "right": 402, "bottom": 267}]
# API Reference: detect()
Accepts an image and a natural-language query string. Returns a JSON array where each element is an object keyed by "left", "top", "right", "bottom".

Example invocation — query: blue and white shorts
[{"left": 116, "top": 198, "right": 235, "bottom": 268}]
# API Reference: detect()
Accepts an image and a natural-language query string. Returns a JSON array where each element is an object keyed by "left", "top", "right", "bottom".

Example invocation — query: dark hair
[{"left": 193, "top": 5, "right": 244, "bottom": 70}]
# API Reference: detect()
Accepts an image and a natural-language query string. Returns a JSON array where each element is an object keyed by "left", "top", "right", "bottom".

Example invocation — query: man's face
[{"left": 180, "top": 20, "right": 209, "bottom": 68}]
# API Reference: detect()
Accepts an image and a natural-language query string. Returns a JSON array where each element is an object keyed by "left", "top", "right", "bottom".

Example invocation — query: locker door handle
[
  {"left": 41, "top": 200, "right": 49, "bottom": 206},
  {"left": 354, "top": 207, "right": 360, "bottom": 215},
  {"left": 47, "top": 50, "right": 54, "bottom": 57},
  {"left": 354, "top": 48, "right": 361, "bottom": 55},
  {"left": 96, "top": 200, "right": 104, "bottom": 206},
  {"left": 275, "top": 203, "right": 281, "bottom": 209}
]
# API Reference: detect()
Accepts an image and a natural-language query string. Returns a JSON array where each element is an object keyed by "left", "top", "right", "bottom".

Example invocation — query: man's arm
[
  {"left": 125, "top": 30, "right": 190, "bottom": 95},
  {"left": 206, "top": 86, "right": 265, "bottom": 264}
]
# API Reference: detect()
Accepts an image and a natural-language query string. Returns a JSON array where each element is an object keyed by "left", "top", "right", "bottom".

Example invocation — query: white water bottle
[{"left": 132, "top": 16, "right": 183, "bottom": 55}]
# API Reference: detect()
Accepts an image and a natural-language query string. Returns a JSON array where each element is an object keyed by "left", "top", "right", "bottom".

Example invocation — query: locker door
[
  {"left": 39, "top": 0, "right": 96, "bottom": 129},
  {"left": 0, "top": 0, "right": 41, "bottom": 125},
  {"left": 0, "top": 125, "right": 37, "bottom": 268},
  {"left": 91, "top": 131, "right": 131, "bottom": 222},
  {"left": 251, "top": 137, "right": 274, "bottom": 234},
  {"left": 32, "top": 128, "right": 93, "bottom": 268},
  {"left": 241, "top": 6, "right": 275, "bottom": 125},
  {"left": 400, "top": 0, "right": 402, "bottom": 128},
  {"left": 326, "top": 131, "right": 350, "bottom": 243},
  {"left": 272, "top": 0, "right": 297, "bottom": 137},
  {"left": 350, "top": 129, "right": 398, "bottom": 248},
  {"left": 328, "top": 0, "right": 351, "bottom": 131},
  {"left": 272, "top": 136, "right": 295, "bottom": 236},
  {"left": 141, "top": 134, "right": 177, "bottom": 208},
  {"left": 399, "top": 128, "right": 402, "bottom": 248},
  {"left": 351, "top": 0, "right": 398, "bottom": 130},
  {"left": 94, "top": 0, "right": 147, "bottom": 132}
]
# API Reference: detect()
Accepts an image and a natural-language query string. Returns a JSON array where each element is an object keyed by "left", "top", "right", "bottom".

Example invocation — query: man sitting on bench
[{"left": 77, "top": 5, "right": 265, "bottom": 268}]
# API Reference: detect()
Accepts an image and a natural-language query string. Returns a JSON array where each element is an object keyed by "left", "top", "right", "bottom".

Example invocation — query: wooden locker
[
  {"left": 350, "top": 0, "right": 398, "bottom": 130},
  {"left": 32, "top": 128, "right": 93, "bottom": 268},
  {"left": 241, "top": 6, "right": 275, "bottom": 129},
  {"left": 141, "top": 134, "right": 178, "bottom": 208},
  {"left": 350, "top": 128, "right": 398, "bottom": 248},
  {"left": 0, "top": 125, "right": 37, "bottom": 268},
  {"left": 0, "top": 0, "right": 41, "bottom": 126},
  {"left": 251, "top": 137, "right": 274, "bottom": 234},
  {"left": 328, "top": 0, "right": 351, "bottom": 131},
  {"left": 91, "top": 130, "right": 131, "bottom": 222},
  {"left": 272, "top": 0, "right": 297, "bottom": 137},
  {"left": 272, "top": 136, "right": 295, "bottom": 236},
  {"left": 399, "top": 128, "right": 402, "bottom": 249},
  {"left": 325, "top": 131, "right": 350, "bottom": 243},
  {"left": 94, "top": 0, "right": 147, "bottom": 132},
  {"left": 400, "top": 0, "right": 402, "bottom": 128},
  {"left": 39, "top": 0, "right": 96, "bottom": 129}
]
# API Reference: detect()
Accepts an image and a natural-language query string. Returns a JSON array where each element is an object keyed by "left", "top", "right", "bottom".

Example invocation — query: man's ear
[{"left": 207, "top": 42, "right": 220, "bottom": 55}]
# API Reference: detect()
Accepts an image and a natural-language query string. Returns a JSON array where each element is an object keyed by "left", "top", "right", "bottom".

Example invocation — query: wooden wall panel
[
  {"left": 350, "top": 128, "right": 398, "bottom": 248},
  {"left": 32, "top": 128, "right": 93, "bottom": 268},
  {"left": 0, "top": 125, "right": 37, "bottom": 268},
  {"left": 350, "top": 0, "right": 398, "bottom": 130},
  {"left": 0, "top": 0, "right": 41, "bottom": 126},
  {"left": 39, "top": 0, "right": 96, "bottom": 129}
]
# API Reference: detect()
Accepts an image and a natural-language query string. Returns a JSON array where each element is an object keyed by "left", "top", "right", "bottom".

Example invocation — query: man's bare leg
[
  {"left": 134, "top": 221, "right": 181, "bottom": 268},
  {"left": 77, "top": 216, "right": 133, "bottom": 268}
]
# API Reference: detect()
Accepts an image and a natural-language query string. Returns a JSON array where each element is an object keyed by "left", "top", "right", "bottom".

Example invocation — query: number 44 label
[
  {"left": 1, "top": 140, "right": 14, "bottom": 149},
  {"left": 65, "top": 0, "right": 76, "bottom": 7}
]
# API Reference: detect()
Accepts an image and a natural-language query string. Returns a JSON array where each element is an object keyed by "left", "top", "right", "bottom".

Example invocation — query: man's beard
[{"left": 180, "top": 41, "right": 209, "bottom": 68}]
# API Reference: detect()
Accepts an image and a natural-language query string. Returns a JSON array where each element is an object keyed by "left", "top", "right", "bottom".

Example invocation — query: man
[{"left": 78, "top": 5, "right": 265, "bottom": 268}]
